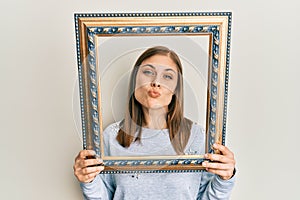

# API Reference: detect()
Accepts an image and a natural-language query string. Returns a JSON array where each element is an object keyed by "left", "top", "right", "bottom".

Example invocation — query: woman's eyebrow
[
  {"left": 141, "top": 64, "right": 176, "bottom": 73},
  {"left": 165, "top": 68, "right": 176, "bottom": 74},
  {"left": 140, "top": 64, "right": 155, "bottom": 69}
]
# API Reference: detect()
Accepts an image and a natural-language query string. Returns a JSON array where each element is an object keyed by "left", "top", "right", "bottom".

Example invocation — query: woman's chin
[
  {"left": 147, "top": 103, "right": 167, "bottom": 110},
  {"left": 149, "top": 105, "right": 163, "bottom": 109}
]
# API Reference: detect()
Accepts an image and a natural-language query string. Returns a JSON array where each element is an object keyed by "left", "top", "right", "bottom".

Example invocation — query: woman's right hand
[{"left": 73, "top": 150, "right": 104, "bottom": 183}]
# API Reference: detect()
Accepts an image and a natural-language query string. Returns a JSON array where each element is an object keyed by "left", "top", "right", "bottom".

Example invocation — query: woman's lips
[{"left": 148, "top": 90, "right": 161, "bottom": 98}]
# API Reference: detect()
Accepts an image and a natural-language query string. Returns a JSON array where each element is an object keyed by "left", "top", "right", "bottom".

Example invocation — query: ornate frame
[{"left": 74, "top": 12, "right": 232, "bottom": 173}]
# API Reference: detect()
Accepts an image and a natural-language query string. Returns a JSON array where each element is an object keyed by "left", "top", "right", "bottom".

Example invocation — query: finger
[
  {"left": 84, "top": 171, "right": 100, "bottom": 183},
  {"left": 78, "top": 165, "right": 104, "bottom": 177},
  {"left": 204, "top": 153, "right": 233, "bottom": 164},
  {"left": 205, "top": 168, "right": 234, "bottom": 180},
  {"left": 83, "top": 165, "right": 104, "bottom": 175},
  {"left": 74, "top": 157, "right": 102, "bottom": 173},
  {"left": 75, "top": 150, "right": 96, "bottom": 166},
  {"left": 213, "top": 144, "right": 234, "bottom": 158},
  {"left": 82, "top": 159, "right": 103, "bottom": 168},
  {"left": 78, "top": 150, "right": 96, "bottom": 159},
  {"left": 77, "top": 170, "right": 102, "bottom": 183},
  {"left": 202, "top": 161, "right": 233, "bottom": 170}
]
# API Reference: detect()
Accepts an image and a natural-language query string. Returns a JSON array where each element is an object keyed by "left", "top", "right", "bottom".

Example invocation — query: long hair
[{"left": 116, "top": 46, "right": 192, "bottom": 155}]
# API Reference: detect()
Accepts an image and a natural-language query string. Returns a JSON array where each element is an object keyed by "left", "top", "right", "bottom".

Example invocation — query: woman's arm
[
  {"left": 197, "top": 170, "right": 235, "bottom": 200},
  {"left": 197, "top": 144, "right": 236, "bottom": 199},
  {"left": 74, "top": 150, "right": 114, "bottom": 200},
  {"left": 80, "top": 173, "right": 115, "bottom": 200}
]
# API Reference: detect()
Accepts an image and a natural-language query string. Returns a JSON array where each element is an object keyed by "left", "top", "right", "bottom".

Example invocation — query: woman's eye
[
  {"left": 163, "top": 74, "right": 173, "bottom": 80},
  {"left": 143, "top": 70, "right": 155, "bottom": 76}
]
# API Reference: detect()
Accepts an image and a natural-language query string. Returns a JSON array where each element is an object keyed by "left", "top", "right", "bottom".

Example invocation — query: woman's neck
[{"left": 142, "top": 107, "right": 168, "bottom": 129}]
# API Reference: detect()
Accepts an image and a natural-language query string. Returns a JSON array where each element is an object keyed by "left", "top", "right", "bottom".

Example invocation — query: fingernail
[
  {"left": 202, "top": 161, "right": 207, "bottom": 167},
  {"left": 204, "top": 154, "right": 208, "bottom": 158},
  {"left": 213, "top": 143, "right": 218, "bottom": 148}
]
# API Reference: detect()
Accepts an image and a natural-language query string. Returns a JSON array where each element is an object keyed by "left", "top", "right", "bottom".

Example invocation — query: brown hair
[{"left": 116, "top": 46, "right": 192, "bottom": 155}]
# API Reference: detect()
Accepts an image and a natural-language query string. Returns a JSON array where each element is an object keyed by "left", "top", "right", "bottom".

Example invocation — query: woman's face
[{"left": 134, "top": 54, "right": 179, "bottom": 110}]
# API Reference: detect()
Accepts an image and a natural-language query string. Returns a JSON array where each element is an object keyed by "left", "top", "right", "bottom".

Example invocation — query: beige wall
[{"left": 1, "top": 0, "right": 299, "bottom": 199}]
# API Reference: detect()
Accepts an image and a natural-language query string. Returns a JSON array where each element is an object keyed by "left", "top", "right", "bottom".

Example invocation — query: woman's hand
[
  {"left": 202, "top": 143, "right": 236, "bottom": 180},
  {"left": 73, "top": 150, "right": 104, "bottom": 183}
]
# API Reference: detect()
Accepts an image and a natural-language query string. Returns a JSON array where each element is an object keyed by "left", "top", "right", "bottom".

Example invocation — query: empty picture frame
[{"left": 74, "top": 12, "right": 232, "bottom": 173}]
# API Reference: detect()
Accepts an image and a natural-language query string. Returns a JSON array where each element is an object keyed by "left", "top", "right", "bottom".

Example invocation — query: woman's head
[{"left": 129, "top": 46, "right": 184, "bottom": 114}]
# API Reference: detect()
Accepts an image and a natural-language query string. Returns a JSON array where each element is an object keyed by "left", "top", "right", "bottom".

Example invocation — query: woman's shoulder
[
  {"left": 191, "top": 122, "right": 205, "bottom": 134},
  {"left": 190, "top": 121, "right": 206, "bottom": 143},
  {"left": 103, "top": 120, "right": 122, "bottom": 135},
  {"left": 184, "top": 121, "right": 206, "bottom": 155},
  {"left": 183, "top": 117, "right": 205, "bottom": 135},
  {"left": 103, "top": 121, "right": 121, "bottom": 132}
]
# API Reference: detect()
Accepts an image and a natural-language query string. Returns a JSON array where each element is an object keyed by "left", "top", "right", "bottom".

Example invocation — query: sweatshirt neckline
[{"left": 138, "top": 127, "right": 169, "bottom": 138}]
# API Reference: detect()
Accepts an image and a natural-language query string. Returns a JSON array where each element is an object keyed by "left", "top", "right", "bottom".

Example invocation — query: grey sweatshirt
[{"left": 80, "top": 122, "right": 235, "bottom": 200}]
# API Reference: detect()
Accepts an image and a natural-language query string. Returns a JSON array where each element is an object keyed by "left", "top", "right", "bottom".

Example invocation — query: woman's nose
[{"left": 150, "top": 80, "right": 160, "bottom": 88}]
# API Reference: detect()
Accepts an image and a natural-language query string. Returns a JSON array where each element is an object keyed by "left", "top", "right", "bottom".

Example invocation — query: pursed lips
[{"left": 148, "top": 90, "right": 161, "bottom": 98}]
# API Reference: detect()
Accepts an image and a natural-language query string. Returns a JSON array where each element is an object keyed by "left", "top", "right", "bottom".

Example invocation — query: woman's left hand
[{"left": 202, "top": 143, "right": 236, "bottom": 180}]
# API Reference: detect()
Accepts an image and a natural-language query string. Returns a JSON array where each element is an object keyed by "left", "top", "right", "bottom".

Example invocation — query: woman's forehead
[{"left": 140, "top": 55, "right": 178, "bottom": 72}]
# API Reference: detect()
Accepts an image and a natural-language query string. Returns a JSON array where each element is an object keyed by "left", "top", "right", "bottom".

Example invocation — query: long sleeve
[
  {"left": 79, "top": 123, "right": 120, "bottom": 200},
  {"left": 197, "top": 171, "right": 236, "bottom": 200},
  {"left": 80, "top": 174, "right": 115, "bottom": 200}
]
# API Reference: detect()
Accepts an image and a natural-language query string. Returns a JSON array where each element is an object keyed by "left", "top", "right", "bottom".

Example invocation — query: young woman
[{"left": 74, "top": 46, "right": 236, "bottom": 200}]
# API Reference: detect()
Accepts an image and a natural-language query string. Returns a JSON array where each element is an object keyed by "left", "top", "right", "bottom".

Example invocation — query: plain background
[{"left": 1, "top": 0, "right": 299, "bottom": 199}]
